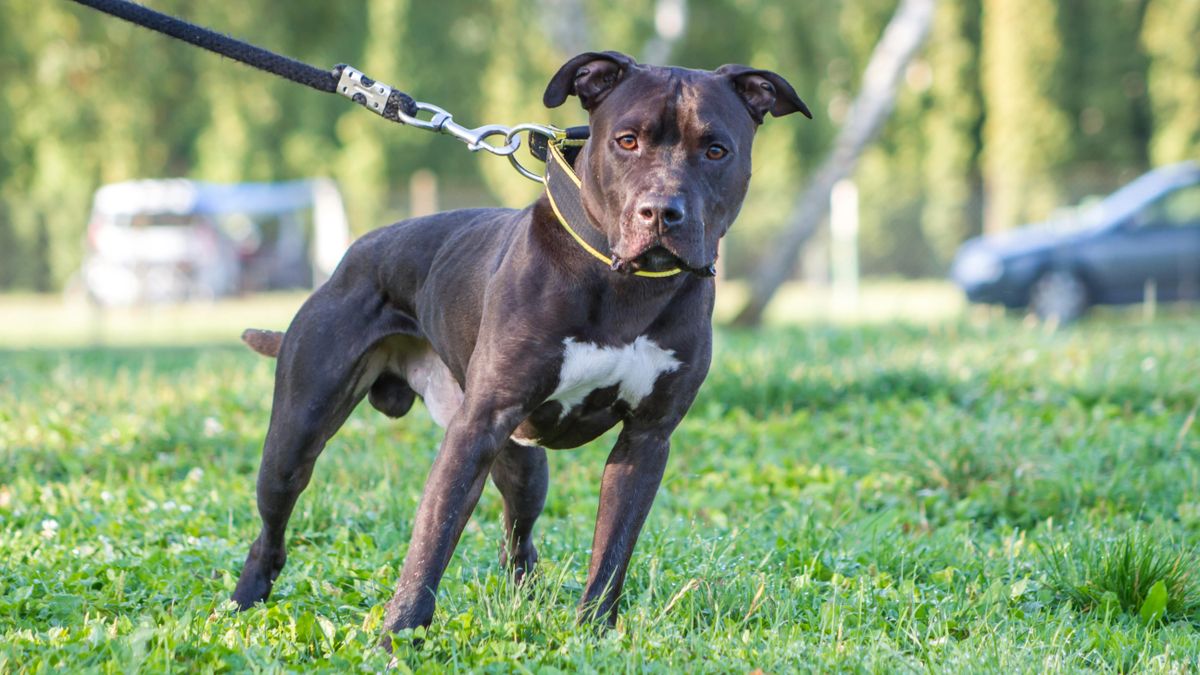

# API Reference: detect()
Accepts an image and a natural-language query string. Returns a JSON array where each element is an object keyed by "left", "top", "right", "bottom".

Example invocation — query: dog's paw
[
  {"left": 231, "top": 543, "right": 285, "bottom": 609},
  {"left": 499, "top": 542, "right": 539, "bottom": 584},
  {"left": 381, "top": 594, "right": 435, "bottom": 651}
]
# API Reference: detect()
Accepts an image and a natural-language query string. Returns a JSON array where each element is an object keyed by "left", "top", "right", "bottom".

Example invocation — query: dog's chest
[{"left": 547, "top": 336, "right": 681, "bottom": 416}]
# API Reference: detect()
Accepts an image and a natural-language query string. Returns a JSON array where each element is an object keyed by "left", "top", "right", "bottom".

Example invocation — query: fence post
[{"left": 830, "top": 178, "right": 860, "bottom": 317}]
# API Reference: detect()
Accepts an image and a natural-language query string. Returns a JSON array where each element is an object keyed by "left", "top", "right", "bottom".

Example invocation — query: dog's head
[{"left": 544, "top": 51, "right": 810, "bottom": 276}]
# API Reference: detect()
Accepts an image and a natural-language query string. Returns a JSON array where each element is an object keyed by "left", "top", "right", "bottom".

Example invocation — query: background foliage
[{"left": 0, "top": 0, "right": 1196, "bottom": 289}]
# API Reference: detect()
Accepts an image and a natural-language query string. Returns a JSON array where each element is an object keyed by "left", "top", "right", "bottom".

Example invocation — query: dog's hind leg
[
  {"left": 232, "top": 292, "right": 402, "bottom": 610},
  {"left": 490, "top": 440, "right": 548, "bottom": 583}
]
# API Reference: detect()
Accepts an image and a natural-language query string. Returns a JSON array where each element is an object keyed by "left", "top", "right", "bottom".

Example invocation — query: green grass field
[{"left": 2, "top": 292, "right": 1200, "bottom": 672}]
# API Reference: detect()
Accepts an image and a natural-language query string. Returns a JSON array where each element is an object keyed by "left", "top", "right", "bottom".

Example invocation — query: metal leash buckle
[
  {"left": 335, "top": 65, "right": 392, "bottom": 114},
  {"left": 335, "top": 66, "right": 515, "bottom": 155}
]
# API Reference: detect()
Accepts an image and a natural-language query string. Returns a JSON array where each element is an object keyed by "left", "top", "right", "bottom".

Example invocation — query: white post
[
  {"left": 830, "top": 178, "right": 860, "bottom": 316},
  {"left": 311, "top": 178, "right": 351, "bottom": 287},
  {"left": 1144, "top": 278, "right": 1157, "bottom": 322},
  {"left": 409, "top": 169, "right": 439, "bottom": 219}
]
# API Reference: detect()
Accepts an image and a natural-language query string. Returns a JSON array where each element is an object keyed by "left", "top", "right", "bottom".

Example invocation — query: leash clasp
[
  {"left": 336, "top": 65, "right": 521, "bottom": 156},
  {"left": 336, "top": 64, "right": 585, "bottom": 182},
  {"left": 418, "top": 106, "right": 521, "bottom": 156}
]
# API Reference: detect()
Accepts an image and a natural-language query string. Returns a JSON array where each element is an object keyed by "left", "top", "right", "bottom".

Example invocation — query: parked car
[
  {"left": 81, "top": 179, "right": 350, "bottom": 306},
  {"left": 952, "top": 161, "right": 1200, "bottom": 321}
]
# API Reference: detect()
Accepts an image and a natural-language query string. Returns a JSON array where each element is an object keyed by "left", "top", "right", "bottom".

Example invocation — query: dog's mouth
[
  {"left": 635, "top": 245, "right": 683, "bottom": 271},
  {"left": 611, "top": 245, "right": 716, "bottom": 278}
]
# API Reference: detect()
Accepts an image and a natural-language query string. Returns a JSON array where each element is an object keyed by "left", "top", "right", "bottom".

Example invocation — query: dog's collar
[{"left": 543, "top": 140, "right": 683, "bottom": 278}]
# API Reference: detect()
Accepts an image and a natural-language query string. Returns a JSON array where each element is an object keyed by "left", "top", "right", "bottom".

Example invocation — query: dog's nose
[{"left": 636, "top": 196, "right": 687, "bottom": 231}]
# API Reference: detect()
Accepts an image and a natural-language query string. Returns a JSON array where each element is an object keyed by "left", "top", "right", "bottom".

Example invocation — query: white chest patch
[{"left": 548, "top": 336, "right": 681, "bottom": 417}]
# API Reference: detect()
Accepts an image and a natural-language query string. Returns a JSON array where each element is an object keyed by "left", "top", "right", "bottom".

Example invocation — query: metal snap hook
[{"left": 395, "top": 101, "right": 453, "bottom": 131}]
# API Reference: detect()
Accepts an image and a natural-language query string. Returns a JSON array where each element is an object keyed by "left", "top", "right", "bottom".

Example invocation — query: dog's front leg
[
  {"left": 579, "top": 424, "right": 671, "bottom": 628},
  {"left": 381, "top": 401, "right": 524, "bottom": 644}
]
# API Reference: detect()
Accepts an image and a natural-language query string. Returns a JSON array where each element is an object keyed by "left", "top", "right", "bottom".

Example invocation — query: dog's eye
[
  {"left": 616, "top": 134, "right": 639, "bottom": 151},
  {"left": 705, "top": 144, "right": 728, "bottom": 160}
]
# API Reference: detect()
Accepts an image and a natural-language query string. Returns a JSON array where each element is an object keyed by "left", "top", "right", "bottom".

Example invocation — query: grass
[
  {"left": 2, "top": 292, "right": 1200, "bottom": 671},
  {"left": 1041, "top": 529, "right": 1200, "bottom": 624},
  {"left": 0, "top": 280, "right": 960, "bottom": 349}
]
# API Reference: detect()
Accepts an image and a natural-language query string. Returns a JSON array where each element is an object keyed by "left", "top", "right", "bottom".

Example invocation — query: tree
[
  {"left": 921, "top": 0, "right": 981, "bottom": 265},
  {"left": 1142, "top": 0, "right": 1200, "bottom": 165},
  {"left": 979, "top": 0, "right": 1068, "bottom": 233},
  {"left": 731, "top": 0, "right": 936, "bottom": 327},
  {"left": 1057, "top": 0, "right": 1152, "bottom": 180},
  {"left": 475, "top": 0, "right": 566, "bottom": 209}
]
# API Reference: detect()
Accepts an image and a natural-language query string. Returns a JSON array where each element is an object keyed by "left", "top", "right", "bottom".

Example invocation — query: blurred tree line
[{"left": 0, "top": 0, "right": 1195, "bottom": 291}]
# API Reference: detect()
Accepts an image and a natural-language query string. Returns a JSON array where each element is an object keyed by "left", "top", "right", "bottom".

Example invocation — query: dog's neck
[{"left": 521, "top": 132, "right": 714, "bottom": 339}]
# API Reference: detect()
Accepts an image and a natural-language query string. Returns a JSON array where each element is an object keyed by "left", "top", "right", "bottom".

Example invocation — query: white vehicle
[{"left": 81, "top": 178, "right": 350, "bottom": 305}]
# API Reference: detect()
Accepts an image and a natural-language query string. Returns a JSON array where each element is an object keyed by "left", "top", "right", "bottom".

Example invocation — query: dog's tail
[{"left": 241, "top": 328, "right": 284, "bottom": 358}]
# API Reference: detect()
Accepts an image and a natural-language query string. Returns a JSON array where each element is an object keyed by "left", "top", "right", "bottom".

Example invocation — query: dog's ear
[
  {"left": 716, "top": 65, "right": 812, "bottom": 123},
  {"left": 544, "top": 51, "right": 639, "bottom": 111}
]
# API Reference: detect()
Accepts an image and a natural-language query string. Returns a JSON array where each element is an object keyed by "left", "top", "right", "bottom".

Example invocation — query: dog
[{"left": 230, "top": 50, "right": 809, "bottom": 642}]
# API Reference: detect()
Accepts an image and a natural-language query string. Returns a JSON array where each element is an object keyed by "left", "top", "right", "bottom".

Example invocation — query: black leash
[
  {"left": 69, "top": 0, "right": 333, "bottom": 92},
  {"left": 67, "top": 0, "right": 420, "bottom": 118},
  {"left": 65, "top": 0, "right": 573, "bottom": 165}
]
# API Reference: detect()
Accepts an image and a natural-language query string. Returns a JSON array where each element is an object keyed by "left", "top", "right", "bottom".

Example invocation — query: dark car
[{"left": 951, "top": 162, "right": 1200, "bottom": 321}]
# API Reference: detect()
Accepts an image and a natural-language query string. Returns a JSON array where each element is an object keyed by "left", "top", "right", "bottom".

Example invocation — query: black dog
[{"left": 231, "top": 50, "right": 809, "bottom": 640}]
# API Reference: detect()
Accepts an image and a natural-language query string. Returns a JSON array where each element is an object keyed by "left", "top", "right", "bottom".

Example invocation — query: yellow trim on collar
[
  {"left": 548, "top": 142, "right": 583, "bottom": 189},
  {"left": 545, "top": 182, "right": 614, "bottom": 267}
]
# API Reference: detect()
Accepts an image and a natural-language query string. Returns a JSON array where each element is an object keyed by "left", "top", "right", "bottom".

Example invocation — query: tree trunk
[{"left": 731, "top": 0, "right": 936, "bottom": 327}]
